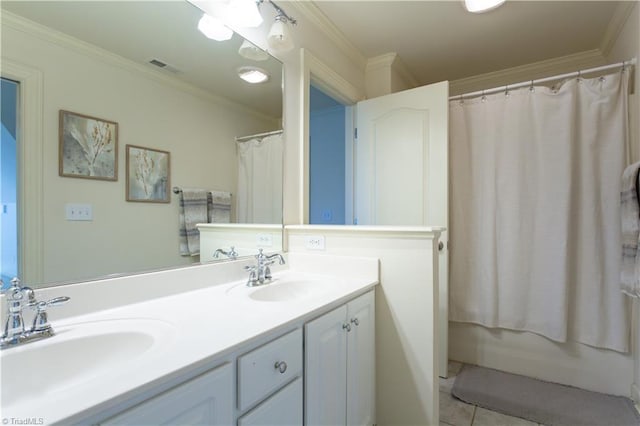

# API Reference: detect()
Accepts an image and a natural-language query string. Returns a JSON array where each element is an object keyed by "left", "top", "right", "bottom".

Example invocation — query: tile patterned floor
[{"left": 439, "top": 361, "right": 541, "bottom": 426}]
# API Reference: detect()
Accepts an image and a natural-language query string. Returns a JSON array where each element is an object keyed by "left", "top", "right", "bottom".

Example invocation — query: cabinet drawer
[
  {"left": 238, "top": 328, "right": 302, "bottom": 411},
  {"left": 238, "top": 377, "right": 302, "bottom": 426},
  {"left": 102, "top": 362, "right": 233, "bottom": 425}
]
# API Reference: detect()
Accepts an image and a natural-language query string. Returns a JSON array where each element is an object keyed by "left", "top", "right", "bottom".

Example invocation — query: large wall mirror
[{"left": 1, "top": 1, "right": 283, "bottom": 288}]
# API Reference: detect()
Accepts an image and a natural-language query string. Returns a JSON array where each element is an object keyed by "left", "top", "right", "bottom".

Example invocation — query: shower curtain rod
[
  {"left": 449, "top": 57, "right": 637, "bottom": 101},
  {"left": 235, "top": 129, "right": 283, "bottom": 142}
]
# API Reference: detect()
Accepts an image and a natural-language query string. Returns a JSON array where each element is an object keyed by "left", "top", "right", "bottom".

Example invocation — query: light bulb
[
  {"left": 464, "top": 0, "right": 506, "bottom": 13},
  {"left": 226, "top": 0, "right": 263, "bottom": 28},
  {"left": 197, "top": 13, "right": 233, "bottom": 41}
]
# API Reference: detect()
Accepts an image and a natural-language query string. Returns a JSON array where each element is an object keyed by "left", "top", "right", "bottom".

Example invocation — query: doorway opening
[
  {"left": 1, "top": 77, "right": 19, "bottom": 287},
  {"left": 309, "top": 84, "right": 350, "bottom": 224}
]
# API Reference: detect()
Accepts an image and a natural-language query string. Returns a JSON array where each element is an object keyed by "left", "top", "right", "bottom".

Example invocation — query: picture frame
[
  {"left": 59, "top": 110, "right": 118, "bottom": 180},
  {"left": 126, "top": 144, "right": 170, "bottom": 203}
]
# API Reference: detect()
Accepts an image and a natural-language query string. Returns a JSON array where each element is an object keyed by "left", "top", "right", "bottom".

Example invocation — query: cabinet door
[
  {"left": 102, "top": 363, "right": 233, "bottom": 425},
  {"left": 238, "top": 377, "right": 302, "bottom": 426},
  {"left": 347, "top": 291, "right": 376, "bottom": 426},
  {"left": 305, "top": 304, "right": 348, "bottom": 426}
]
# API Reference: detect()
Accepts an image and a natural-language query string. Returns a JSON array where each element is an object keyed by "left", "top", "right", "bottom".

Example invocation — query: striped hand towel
[
  {"left": 179, "top": 189, "right": 208, "bottom": 256},
  {"left": 208, "top": 191, "right": 231, "bottom": 224},
  {"left": 621, "top": 161, "right": 640, "bottom": 297}
]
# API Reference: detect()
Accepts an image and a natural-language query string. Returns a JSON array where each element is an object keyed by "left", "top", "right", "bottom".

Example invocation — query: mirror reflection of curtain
[{"left": 236, "top": 134, "right": 283, "bottom": 223}]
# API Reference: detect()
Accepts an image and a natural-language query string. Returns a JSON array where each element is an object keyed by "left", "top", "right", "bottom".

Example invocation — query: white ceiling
[
  {"left": 2, "top": 1, "right": 283, "bottom": 119},
  {"left": 3, "top": 0, "right": 632, "bottom": 108},
  {"left": 312, "top": 1, "right": 628, "bottom": 86}
]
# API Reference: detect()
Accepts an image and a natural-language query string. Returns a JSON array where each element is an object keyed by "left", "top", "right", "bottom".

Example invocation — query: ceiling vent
[{"left": 148, "top": 59, "right": 181, "bottom": 74}]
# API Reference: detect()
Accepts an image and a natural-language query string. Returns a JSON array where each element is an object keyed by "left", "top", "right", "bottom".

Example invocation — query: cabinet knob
[
  {"left": 350, "top": 318, "right": 359, "bottom": 326},
  {"left": 274, "top": 361, "right": 287, "bottom": 374},
  {"left": 342, "top": 323, "right": 351, "bottom": 332}
]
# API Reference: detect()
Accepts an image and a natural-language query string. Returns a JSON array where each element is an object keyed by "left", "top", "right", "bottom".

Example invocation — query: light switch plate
[{"left": 65, "top": 203, "right": 93, "bottom": 221}]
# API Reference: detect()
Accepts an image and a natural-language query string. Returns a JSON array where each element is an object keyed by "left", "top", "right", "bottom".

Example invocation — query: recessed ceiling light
[
  {"left": 464, "top": 0, "right": 506, "bottom": 13},
  {"left": 237, "top": 66, "right": 270, "bottom": 84}
]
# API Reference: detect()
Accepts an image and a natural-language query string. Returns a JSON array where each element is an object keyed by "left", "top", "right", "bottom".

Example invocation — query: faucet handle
[{"left": 30, "top": 296, "right": 70, "bottom": 333}]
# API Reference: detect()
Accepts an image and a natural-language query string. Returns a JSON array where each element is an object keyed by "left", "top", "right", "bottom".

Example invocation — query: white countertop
[{"left": 1, "top": 256, "right": 378, "bottom": 425}]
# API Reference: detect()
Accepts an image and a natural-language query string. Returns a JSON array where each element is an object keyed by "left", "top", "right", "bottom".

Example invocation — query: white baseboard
[{"left": 632, "top": 383, "right": 640, "bottom": 404}]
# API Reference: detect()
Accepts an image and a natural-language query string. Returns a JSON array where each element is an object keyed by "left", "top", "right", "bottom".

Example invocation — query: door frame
[
  {"left": 2, "top": 59, "right": 44, "bottom": 284},
  {"left": 300, "top": 49, "right": 365, "bottom": 224}
]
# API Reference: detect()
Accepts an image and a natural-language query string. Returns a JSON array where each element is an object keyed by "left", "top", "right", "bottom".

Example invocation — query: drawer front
[
  {"left": 102, "top": 363, "right": 233, "bottom": 425},
  {"left": 238, "top": 377, "right": 303, "bottom": 426},
  {"left": 238, "top": 328, "right": 302, "bottom": 411}
]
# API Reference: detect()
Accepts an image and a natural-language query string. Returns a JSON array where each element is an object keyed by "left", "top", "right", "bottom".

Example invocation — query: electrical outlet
[
  {"left": 65, "top": 203, "right": 93, "bottom": 221},
  {"left": 256, "top": 233, "right": 273, "bottom": 247},
  {"left": 305, "top": 235, "right": 325, "bottom": 250}
]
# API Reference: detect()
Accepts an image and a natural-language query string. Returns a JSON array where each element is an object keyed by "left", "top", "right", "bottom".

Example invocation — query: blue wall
[
  {"left": 1, "top": 78, "right": 18, "bottom": 285},
  {"left": 309, "top": 86, "right": 346, "bottom": 224}
]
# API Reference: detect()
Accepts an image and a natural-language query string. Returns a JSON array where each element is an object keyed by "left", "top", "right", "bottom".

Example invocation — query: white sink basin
[
  {"left": 249, "top": 279, "right": 324, "bottom": 302},
  {"left": 1, "top": 318, "right": 176, "bottom": 407},
  {"left": 226, "top": 274, "right": 334, "bottom": 302}
]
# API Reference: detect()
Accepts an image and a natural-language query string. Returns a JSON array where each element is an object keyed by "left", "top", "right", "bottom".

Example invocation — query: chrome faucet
[
  {"left": 1, "top": 278, "right": 70, "bottom": 349},
  {"left": 213, "top": 246, "right": 239, "bottom": 260},
  {"left": 244, "top": 249, "right": 286, "bottom": 287}
]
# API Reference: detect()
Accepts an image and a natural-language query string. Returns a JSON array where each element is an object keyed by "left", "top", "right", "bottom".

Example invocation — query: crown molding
[
  {"left": 287, "top": 0, "right": 367, "bottom": 70},
  {"left": 366, "top": 53, "right": 397, "bottom": 71},
  {"left": 367, "top": 53, "right": 419, "bottom": 90},
  {"left": 600, "top": 1, "right": 637, "bottom": 58},
  {"left": 1, "top": 11, "right": 278, "bottom": 124},
  {"left": 450, "top": 49, "right": 606, "bottom": 97},
  {"left": 304, "top": 48, "right": 364, "bottom": 104},
  {"left": 390, "top": 54, "right": 420, "bottom": 89}
]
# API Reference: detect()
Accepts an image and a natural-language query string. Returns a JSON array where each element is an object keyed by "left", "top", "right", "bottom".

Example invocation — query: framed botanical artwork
[
  {"left": 59, "top": 110, "right": 118, "bottom": 180},
  {"left": 126, "top": 145, "right": 170, "bottom": 203}
]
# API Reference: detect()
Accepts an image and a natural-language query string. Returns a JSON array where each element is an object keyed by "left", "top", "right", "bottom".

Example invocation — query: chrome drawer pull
[
  {"left": 274, "top": 361, "right": 287, "bottom": 374},
  {"left": 342, "top": 323, "right": 351, "bottom": 332},
  {"left": 350, "top": 318, "right": 359, "bottom": 326}
]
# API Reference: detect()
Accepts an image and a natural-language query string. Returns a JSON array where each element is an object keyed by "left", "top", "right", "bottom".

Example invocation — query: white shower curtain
[
  {"left": 449, "top": 70, "right": 631, "bottom": 352},
  {"left": 236, "top": 134, "right": 283, "bottom": 224}
]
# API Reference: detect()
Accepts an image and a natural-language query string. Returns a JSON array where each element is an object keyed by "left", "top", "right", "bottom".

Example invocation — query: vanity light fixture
[
  {"left": 238, "top": 39, "right": 269, "bottom": 61},
  {"left": 226, "top": 0, "right": 263, "bottom": 28},
  {"left": 237, "top": 66, "right": 270, "bottom": 84},
  {"left": 464, "top": 0, "right": 506, "bottom": 13},
  {"left": 267, "top": 13, "right": 294, "bottom": 53},
  {"left": 197, "top": 13, "right": 233, "bottom": 41}
]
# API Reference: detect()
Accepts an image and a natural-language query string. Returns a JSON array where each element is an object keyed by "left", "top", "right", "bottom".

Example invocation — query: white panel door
[
  {"left": 346, "top": 291, "right": 375, "bottom": 426},
  {"left": 356, "top": 81, "right": 449, "bottom": 378},
  {"left": 305, "top": 305, "right": 349, "bottom": 426}
]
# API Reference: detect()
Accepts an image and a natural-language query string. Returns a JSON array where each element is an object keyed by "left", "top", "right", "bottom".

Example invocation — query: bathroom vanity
[{"left": 0, "top": 254, "right": 378, "bottom": 425}]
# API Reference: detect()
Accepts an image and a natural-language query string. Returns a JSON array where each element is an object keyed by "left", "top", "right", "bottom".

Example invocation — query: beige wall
[{"left": 2, "top": 16, "right": 278, "bottom": 285}]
